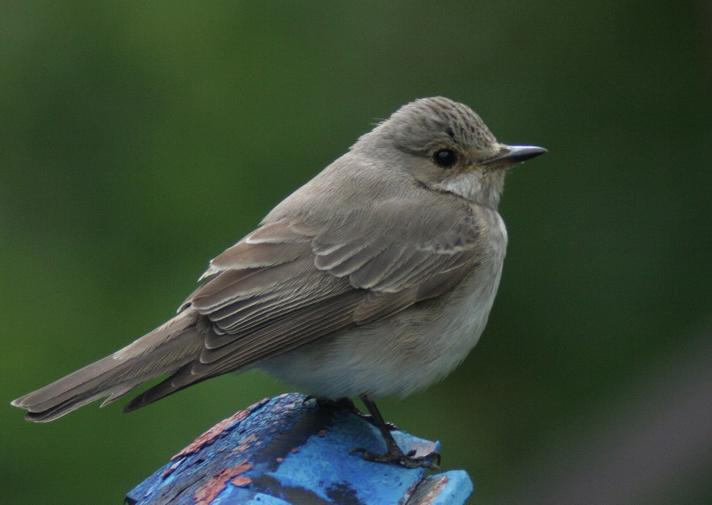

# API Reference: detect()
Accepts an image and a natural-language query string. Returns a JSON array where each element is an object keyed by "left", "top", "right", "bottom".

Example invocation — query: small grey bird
[{"left": 12, "top": 97, "right": 545, "bottom": 468}]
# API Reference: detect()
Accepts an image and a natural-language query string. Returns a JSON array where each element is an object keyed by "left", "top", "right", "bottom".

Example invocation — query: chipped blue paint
[
  {"left": 210, "top": 487, "right": 291, "bottom": 505},
  {"left": 125, "top": 393, "right": 473, "bottom": 505},
  {"left": 267, "top": 417, "right": 435, "bottom": 504}
]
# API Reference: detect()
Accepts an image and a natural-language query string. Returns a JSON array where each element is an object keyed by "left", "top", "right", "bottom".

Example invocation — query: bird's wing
[{"left": 125, "top": 197, "right": 487, "bottom": 409}]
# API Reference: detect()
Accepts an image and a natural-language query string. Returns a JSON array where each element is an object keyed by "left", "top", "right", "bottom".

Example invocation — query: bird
[{"left": 12, "top": 96, "right": 545, "bottom": 468}]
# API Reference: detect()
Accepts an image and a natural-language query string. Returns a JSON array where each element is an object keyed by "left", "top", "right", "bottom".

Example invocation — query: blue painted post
[{"left": 125, "top": 393, "right": 473, "bottom": 504}]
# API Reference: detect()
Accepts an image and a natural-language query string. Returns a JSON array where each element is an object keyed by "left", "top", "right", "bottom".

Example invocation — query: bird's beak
[{"left": 481, "top": 145, "right": 547, "bottom": 166}]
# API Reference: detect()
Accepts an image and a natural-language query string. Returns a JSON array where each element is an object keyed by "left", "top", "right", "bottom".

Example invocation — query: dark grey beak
[{"left": 482, "top": 145, "right": 547, "bottom": 166}]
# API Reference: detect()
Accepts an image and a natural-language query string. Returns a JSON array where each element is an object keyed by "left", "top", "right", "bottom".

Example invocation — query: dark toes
[{"left": 353, "top": 446, "right": 441, "bottom": 470}]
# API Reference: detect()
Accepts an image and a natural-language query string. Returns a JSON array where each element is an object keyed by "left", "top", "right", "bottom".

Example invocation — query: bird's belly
[{"left": 261, "top": 255, "right": 504, "bottom": 399}]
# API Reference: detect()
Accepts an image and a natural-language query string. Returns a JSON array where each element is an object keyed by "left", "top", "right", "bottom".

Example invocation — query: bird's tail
[{"left": 11, "top": 310, "right": 205, "bottom": 423}]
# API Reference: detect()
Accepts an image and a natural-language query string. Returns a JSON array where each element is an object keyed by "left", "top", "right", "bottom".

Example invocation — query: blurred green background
[{"left": 1, "top": 1, "right": 711, "bottom": 503}]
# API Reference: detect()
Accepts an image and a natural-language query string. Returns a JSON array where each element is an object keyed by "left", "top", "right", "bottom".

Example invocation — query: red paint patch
[
  {"left": 172, "top": 398, "right": 269, "bottom": 461},
  {"left": 232, "top": 433, "right": 259, "bottom": 455},
  {"left": 193, "top": 461, "right": 252, "bottom": 505},
  {"left": 231, "top": 475, "right": 252, "bottom": 487}
]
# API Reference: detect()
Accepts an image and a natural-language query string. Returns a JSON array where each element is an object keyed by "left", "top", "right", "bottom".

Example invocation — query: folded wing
[{"left": 125, "top": 197, "right": 485, "bottom": 411}]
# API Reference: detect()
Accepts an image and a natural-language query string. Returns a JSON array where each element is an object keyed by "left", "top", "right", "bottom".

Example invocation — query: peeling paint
[
  {"left": 161, "top": 460, "right": 182, "bottom": 479},
  {"left": 126, "top": 394, "right": 472, "bottom": 505},
  {"left": 232, "top": 433, "right": 259, "bottom": 455},
  {"left": 172, "top": 398, "right": 268, "bottom": 460},
  {"left": 403, "top": 479, "right": 422, "bottom": 502},
  {"left": 231, "top": 475, "right": 252, "bottom": 487},
  {"left": 406, "top": 475, "right": 450, "bottom": 504},
  {"left": 193, "top": 461, "right": 252, "bottom": 505}
]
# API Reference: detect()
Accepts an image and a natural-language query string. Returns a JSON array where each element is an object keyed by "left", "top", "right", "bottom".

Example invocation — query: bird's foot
[{"left": 352, "top": 446, "right": 441, "bottom": 470}]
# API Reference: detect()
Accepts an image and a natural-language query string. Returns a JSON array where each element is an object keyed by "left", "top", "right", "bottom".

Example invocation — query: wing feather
[{"left": 135, "top": 195, "right": 486, "bottom": 405}]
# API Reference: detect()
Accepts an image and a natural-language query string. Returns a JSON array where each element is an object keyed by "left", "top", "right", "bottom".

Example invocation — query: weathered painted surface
[{"left": 125, "top": 393, "right": 473, "bottom": 505}]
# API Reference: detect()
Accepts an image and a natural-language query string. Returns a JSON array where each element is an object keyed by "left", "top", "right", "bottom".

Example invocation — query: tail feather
[
  {"left": 100, "top": 382, "right": 139, "bottom": 408},
  {"left": 22, "top": 382, "right": 140, "bottom": 423},
  {"left": 124, "top": 365, "right": 196, "bottom": 413},
  {"left": 123, "top": 361, "right": 218, "bottom": 413},
  {"left": 12, "top": 310, "right": 204, "bottom": 422}
]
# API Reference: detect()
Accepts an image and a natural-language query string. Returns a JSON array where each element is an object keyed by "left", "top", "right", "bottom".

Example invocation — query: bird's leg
[
  {"left": 354, "top": 402, "right": 399, "bottom": 431},
  {"left": 309, "top": 396, "right": 397, "bottom": 430},
  {"left": 336, "top": 397, "right": 399, "bottom": 430},
  {"left": 352, "top": 395, "right": 440, "bottom": 470}
]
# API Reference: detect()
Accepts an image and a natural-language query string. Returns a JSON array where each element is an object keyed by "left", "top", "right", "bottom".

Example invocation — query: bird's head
[{"left": 353, "top": 97, "right": 546, "bottom": 209}]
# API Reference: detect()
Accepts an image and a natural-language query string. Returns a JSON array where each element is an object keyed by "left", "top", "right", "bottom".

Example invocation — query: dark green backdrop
[{"left": 2, "top": 1, "right": 710, "bottom": 504}]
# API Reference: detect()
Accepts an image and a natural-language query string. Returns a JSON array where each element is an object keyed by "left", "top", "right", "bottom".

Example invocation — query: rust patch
[
  {"left": 172, "top": 398, "right": 269, "bottom": 461},
  {"left": 231, "top": 475, "right": 252, "bottom": 487},
  {"left": 232, "top": 433, "right": 259, "bottom": 455},
  {"left": 193, "top": 461, "right": 252, "bottom": 505},
  {"left": 172, "top": 411, "right": 247, "bottom": 460}
]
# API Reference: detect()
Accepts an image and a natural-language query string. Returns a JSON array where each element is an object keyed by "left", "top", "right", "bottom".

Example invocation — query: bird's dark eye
[{"left": 433, "top": 149, "right": 458, "bottom": 168}]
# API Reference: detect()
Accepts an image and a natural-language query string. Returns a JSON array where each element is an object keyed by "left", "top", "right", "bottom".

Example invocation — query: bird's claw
[{"left": 352, "top": 447, "right": 441, "bottom": 470}]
